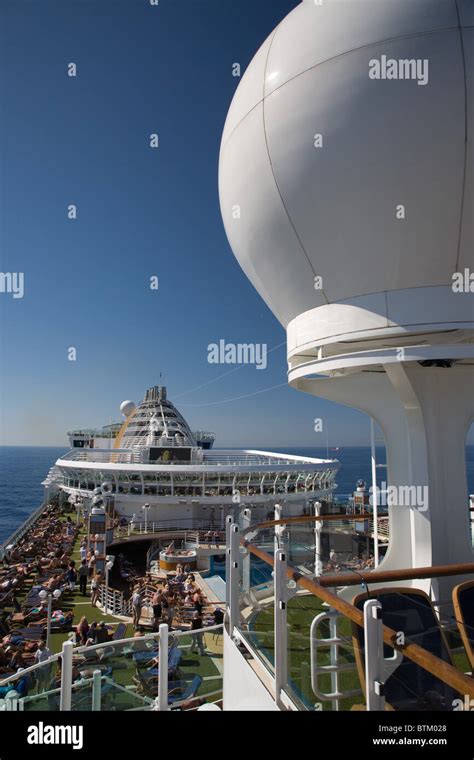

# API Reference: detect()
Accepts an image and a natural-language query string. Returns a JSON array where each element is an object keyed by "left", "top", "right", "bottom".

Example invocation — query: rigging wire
[
  {"left": 178, "top": 381, "right": 288, "bottom": 407},
  {"left": 173, "top": 339, "right": 286, "bottom": 401}
]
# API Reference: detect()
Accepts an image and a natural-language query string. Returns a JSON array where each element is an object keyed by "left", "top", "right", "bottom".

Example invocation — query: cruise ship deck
[
  {"left": 1, "top": 496, "right": 474, "bottom": 713},
  {"left": 0, "top": 504, "right": 225, "bottom": 711}
]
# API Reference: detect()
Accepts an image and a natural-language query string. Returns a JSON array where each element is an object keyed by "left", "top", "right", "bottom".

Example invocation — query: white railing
[
  {"left": 59, "top": 447, "right": 338, "bottom": 469},
  {"left": 97, "top": 584, "right": 131, "bottom": 616},
  {"left": 0, "top": 624, "right": 224, "bottom": 712},
  {"left": 0, "top": 501, "right": 46, "bottom": 559},
  {"left": 113, "top": 520, "right": 226, "bottom": 541}
]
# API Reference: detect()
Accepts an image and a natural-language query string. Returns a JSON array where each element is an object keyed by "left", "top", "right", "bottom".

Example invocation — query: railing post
[
  {"left": 274, "top": 503, "right": 283, "bottom": 552},
  {"left": 228, "top": 523, "right": 240, "bottom": 634},
  {"left": 240, "top": 508, "right": 251, "bottom": 593},
  {"left": 274, "top": 548, "right": 288, "bottom": 708},
  {"left": 60, "top": 641, "right": 73, "bottom": 711},
  {"left": 104, "top": 566, "right": 109, "bottom": 615},
  {"left": 225, "top": 516, "right": 232, "bottom": 605},
  {"left": 157, "top": 623, "right": 169, "bottom": 711},
  {"left": 370, "top": 417, "right": 380, "bottom": 568},
  {"left": 314, "top": 501, "right": 322, "bottom": 577},
  {"left": 363, "top": 599, "right": 385, "bottom": 711},
  {"left": 92, "top": 669, "right": 102, "bottom": 711}
]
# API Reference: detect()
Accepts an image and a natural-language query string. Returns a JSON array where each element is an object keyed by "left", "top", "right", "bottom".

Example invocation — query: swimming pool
[{"left": 209, "top": 555, "right": 273, "bottom": 587}]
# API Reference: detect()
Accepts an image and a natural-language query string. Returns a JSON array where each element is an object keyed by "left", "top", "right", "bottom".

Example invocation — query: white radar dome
[
  {"left": 120, "top": 400, "right": 136, "bottom": 417},
  {"left": 219, "top": 0, "right": 473, "bottom": 347}
]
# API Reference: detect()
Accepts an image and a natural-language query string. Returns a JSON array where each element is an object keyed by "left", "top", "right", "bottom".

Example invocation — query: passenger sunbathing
[
  {"left": 41, "top": 556, "right": 62, "bottom": 570},
  {"left": 0, "top": 645, "right": 15, "bottom": 675},
  {"left": 95, "top": 622, "right": 112, "bottom": 644},
  {"left": 50, "top": 658, "right": 81, "bottom": 689},
  {"left": 76, "top": 616, "right": 90, "bottom": 645},
  {"left": 23, "top": 603, "right": 49, "bottom": 625},
  {"left": 44, "top": 574, "right": 62, "bottom": 591}
]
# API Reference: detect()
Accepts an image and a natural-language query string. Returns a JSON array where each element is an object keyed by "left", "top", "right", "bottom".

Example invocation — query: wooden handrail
[
  {"left": 318, "top": 563, "right": 474, "bottom": 587},
  {"left": 245, "top": 543, "right": 474, "bottom": 699},
  {"left": 249, "top": 513, "right": 376, "bottom": 529}
]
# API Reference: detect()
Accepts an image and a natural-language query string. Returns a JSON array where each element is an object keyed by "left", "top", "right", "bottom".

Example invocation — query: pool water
[{"left": 209, "top": 556, "right": 273, "bottom": 587}]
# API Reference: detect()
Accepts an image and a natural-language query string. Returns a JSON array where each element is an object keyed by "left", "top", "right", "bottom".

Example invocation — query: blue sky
[{"left": 0, "top": 0, "right": 469, "bottom": 449}]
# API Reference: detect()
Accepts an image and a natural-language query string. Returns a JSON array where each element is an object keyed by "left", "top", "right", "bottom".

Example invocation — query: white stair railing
[{"left": 310, "top": 609, "right": 362, "bottom": 710}]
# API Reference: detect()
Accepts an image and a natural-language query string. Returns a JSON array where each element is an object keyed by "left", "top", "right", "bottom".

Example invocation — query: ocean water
[
  {"left": 0, "top": 445, "right": 473, "bottom": 544},
  {"left": 0, "top": 446, "right": 67, "bottom": 543}
]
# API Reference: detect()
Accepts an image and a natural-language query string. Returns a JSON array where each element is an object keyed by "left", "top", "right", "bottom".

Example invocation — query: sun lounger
[
  {"left": 112, "top": 623, "right": 127, "bottom": 640},
  {"left": 138, "top": 646, "right": 183, "bottom": 683},
  {"left": 452, "top": 580, "right": 474, "bottom": 671},
  {"left": 168, "top": 675, "right": 203, "bottom": 705},
  {"left": 351, "top": 587, "right": 459, "bottom": 711}
]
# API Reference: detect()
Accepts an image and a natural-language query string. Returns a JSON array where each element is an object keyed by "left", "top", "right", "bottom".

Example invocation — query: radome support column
[
  {"left": 386, "top": 363, "right": 474, "bottom": 600},
  {"left": 292, "top": 363, "right": 474, "bottom": 599}
]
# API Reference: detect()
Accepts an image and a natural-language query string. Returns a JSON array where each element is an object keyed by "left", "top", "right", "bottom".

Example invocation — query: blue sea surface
[
  {"left": 0, "top": 445, "right": 473, "bottom": 544},
  {"left": 280, "top": 445, "right": 474, "bottom": 501},
  {"left": 0, "top": 446, "right": 67, "bottom": 543}
]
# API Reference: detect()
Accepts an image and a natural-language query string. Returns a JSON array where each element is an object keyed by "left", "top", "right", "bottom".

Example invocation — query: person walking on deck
[
  {"left": 66, "top": 562, "right": 77, "bottom": 592},
  {"left": 132, "top": 587, "right": 143, "bottom": 629},
  {"left": 190, "top": 611, "right": 206, "bottom": 656},
  {"left": 34, "top": 641, "right": 52, "bottom": 693},
  {"left": 78, "top": 559, "right": 88, "bottom": 595},
  {"left": 90, "top": 572, "right": 102, "bottom": 607},
  {"left": 87, "top": 550, "right": 96, "bottom": 578}
]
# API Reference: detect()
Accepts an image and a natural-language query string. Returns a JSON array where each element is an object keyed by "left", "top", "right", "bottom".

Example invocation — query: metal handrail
[
  {"left": 0, "top": 501, "right": 47, "bottom": 559},
  {"left": 0, "top": 651, "right": 61, "bottom": 687},
  {"left": 318, "top": 562, "right": 474, "bottom": 588},
  {"left": 0, "top": 624, "right": 224, "bottom": 688},
  {"left": 73, "top": 623, "right": 224, "bottom": 658}
]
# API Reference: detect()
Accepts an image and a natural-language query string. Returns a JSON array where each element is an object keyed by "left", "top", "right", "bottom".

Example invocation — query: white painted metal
[
  {"left": 229, "top": 524, "right": 240, "bottom": 633},
  {"left": 329, "top": 611, "right": 339, "bottom": 712},
  {"left": 220, "top": 1, "right": 471, "bottom": 326},
  {"left": 222, "top": 629, "right": 279, "bottom": 710},
  {"left": 219, "top": 0, "right": 474, "bottom": 599},
  {"left": 225, "top": 515, "right": 232, "bottom": 606},
  {"left": 310, "top": 610, "right": 361, "bottom": 707},
  {"left": 294, "top": 365, "right": 474, "bottom": 599},
  {"left": 274, "top": 502, "right": 283, "bottom": 552},
  {"left": 363, "top": 600, "right": 385, "bottom": 711},
  {"left": 104, "top": 564, "right": 110, "bottom": 616},
  {"left": 60, "top": 640, "right": 73, "bottom": 712},
  {"left": 274, "top": 548, "right": 288, "bottom": 708},
  {"left": 314, "top": 500, "right": 322, "bottom": 577},
  {"left": 92, "top": 669, "right": 102, "bottom": 711},
  {"left": 240, "top": 508, "right": 252, "bottom": 593},
  {"left": 157, "top": 624, "right": 169, "bottom": 711},
  {"left": 370, "top": 419, "right": 380, "bottom": 568}
]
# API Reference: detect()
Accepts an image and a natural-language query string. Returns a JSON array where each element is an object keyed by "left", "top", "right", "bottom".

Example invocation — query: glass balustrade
[
  {"left": 234, "top": 515, "right": 474, "bottom": 712},
  {"left": 0, "top": 626, "right": 223, "bottom": 712}
]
